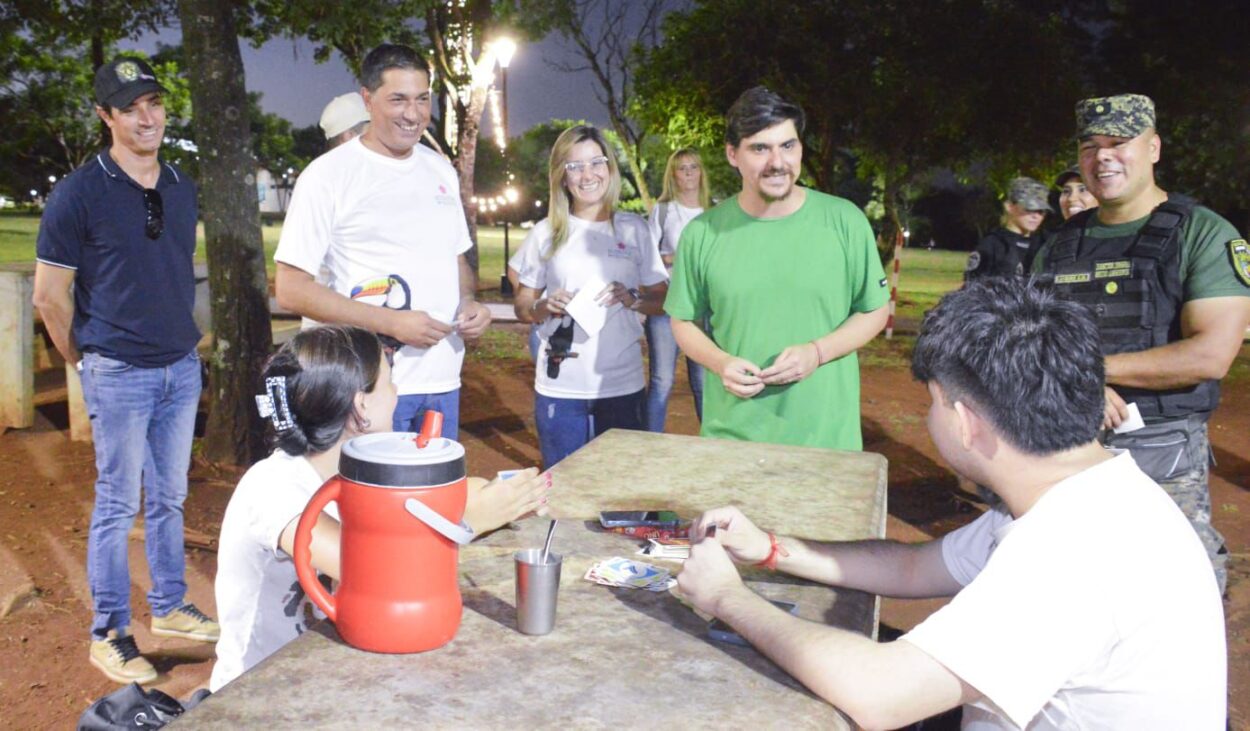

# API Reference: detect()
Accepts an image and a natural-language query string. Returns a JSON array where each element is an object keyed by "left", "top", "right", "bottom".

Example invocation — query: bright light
[
  {"left": 903, "top": 229, "right": 911, "bottom": 238},
  {"left": 505, "top": 187, "right": 519, "bottom": 203},
  {"left": 30, "top": 189, "right": 37, "bottom": 197},
  {"left": 489, "top": 88, "right": 507, "bottom": 151},
  {"left": 48, "top": 175, "right": 57, "bottom": 183},
  {"left": 535, "top": 200, "right": 543, "bottom": 208},
  {"left": 493, "top": 37, "right": 517, "bottom": 69}
]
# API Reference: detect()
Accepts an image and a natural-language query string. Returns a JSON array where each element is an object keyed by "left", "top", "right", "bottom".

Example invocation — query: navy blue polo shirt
[{"left": 36, "top": 151, "right": 201, "bottom": 367}]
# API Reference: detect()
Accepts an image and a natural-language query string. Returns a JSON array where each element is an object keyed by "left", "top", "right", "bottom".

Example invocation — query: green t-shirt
[
  {"left": 1033, "top": 203, "right": 1250, "bottom": 301},
  {"left": 665, "top": 189, "right": 889, "bottom": 450}
]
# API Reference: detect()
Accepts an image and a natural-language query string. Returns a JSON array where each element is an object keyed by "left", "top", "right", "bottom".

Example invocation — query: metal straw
[{"left": 540, "top": 519, "right": 559, "bottom": 565}]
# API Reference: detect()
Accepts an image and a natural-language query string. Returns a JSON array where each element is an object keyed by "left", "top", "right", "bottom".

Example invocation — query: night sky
[{"left": 122, "top": 31, "right": 611, "bottom": 138}]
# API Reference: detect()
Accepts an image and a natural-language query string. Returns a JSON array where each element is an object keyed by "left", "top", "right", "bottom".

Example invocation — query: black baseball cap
[
  {"left": 1053, "top": 166, "right": 1082, "bottom": 188},
  {"left": 94, "top": 56, "right": 167, "bottom": 108}
]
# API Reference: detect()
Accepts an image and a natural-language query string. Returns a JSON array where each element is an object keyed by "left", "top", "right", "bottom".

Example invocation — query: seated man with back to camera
[{"left": 677, "top": 278, "right": 1226, "bottom": 730}]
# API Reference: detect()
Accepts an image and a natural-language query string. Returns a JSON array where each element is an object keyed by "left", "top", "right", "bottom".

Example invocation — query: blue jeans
[
  {"left": 644, "top": 314, "right": 703, "bottom": 432},
  {"left": 535, "top": 390, "right": 644, "bottom": 468},
  {"left": 81, "top": 350, "right": 201, "bottom": 638},
  {"left": 392, "top": 389, "right": 460, "bottom": 440}
]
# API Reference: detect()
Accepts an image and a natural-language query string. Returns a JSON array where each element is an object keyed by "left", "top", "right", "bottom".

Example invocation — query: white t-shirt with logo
[
  {"left": 275, "top": 138, "right": 472, "bottom": 395},
  {"left": 210, "top": 449, "right": 338, "bottom": 692},
  {"left": 515, "top": 212, "right": 668, "bottom": 399},
  {"left": 903, "top": 453, "right": 1226, "bottom": 729}
]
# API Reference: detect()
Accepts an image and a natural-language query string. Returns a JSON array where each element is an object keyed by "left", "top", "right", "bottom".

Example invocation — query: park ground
[{"left": 0, "top": 220, "right": 1247, "bottom": 728}]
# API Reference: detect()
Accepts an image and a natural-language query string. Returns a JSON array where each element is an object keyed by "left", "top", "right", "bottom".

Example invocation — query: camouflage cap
[
  {"left": 1075, "top": 94, "right": 1155, "bottom": 139},
  {"left": 1006, "top": 176, "right": 1051, "bottom": 212}
]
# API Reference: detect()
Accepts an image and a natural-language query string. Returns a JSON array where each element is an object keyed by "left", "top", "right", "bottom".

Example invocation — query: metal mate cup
[{"left": 514, "top": 548, "right": 562, "bottom": 635}]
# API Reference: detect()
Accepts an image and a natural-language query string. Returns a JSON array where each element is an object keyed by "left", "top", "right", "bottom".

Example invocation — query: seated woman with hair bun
[{"left": 210, "top": 325, "right": 549, "bottom": 691}]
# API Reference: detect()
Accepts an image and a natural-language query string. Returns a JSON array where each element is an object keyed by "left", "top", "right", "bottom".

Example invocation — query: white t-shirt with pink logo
[
  {"left": 515, "top": 212, "right": 667, "bottom": 399},
  {"left": 275, "top": 138, "right": 472, "bottom": 395}
]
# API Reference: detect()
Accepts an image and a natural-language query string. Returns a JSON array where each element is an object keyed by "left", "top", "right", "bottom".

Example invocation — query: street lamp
[{"left": 495, "top": 37, "right": 517, "bottom": 296}]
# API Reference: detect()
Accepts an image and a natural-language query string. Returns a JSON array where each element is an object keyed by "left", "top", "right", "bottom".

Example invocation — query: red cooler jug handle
[{"left": 294, "top": 477, "right": 340, "bottom": 622}]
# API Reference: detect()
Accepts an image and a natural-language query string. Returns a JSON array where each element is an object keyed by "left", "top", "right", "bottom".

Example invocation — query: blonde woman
[
  {"left": 513, "top": 125, "right": 669, "bottom": 467},
  {"left": 645, "top": 148, "right": 710, "bottom": 431}
]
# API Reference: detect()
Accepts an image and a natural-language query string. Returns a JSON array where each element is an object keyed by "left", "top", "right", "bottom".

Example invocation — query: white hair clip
[{"left": 255, "top": 376, "right": 295, "bottom": 431}]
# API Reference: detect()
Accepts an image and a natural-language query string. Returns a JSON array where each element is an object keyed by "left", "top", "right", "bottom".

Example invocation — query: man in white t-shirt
[
  {"left": 678, "top": 278, "right": 1226, "bottom": 729},
  {"left": 275, "top": 44, "right": 490, "bottom": 437}
]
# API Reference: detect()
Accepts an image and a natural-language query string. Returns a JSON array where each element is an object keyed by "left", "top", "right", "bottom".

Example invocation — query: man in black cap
[
  {"left": 1035, "top": 93, "right": 1250, "bottom": 594},
  {"left": 33, "top": 56, "right": 219, "bottom": 685}
]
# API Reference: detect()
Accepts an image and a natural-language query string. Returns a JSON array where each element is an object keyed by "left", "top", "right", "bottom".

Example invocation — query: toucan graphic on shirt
[{"left": 349, "top": 274, "right": 412, "bottom": 349}]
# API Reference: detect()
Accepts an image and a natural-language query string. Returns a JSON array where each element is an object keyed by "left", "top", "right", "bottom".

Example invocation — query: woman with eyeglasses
[
  {"left": 644, "top": 148, "right": 710, "bottom": 432},
  {"left": 513, "top": 125, "right": 669, "bottom": 467}
]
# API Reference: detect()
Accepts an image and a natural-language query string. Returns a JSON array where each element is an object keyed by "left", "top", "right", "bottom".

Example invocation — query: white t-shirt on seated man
[{"left": 674, "top": 277, "right": 1225, "bottom": 731}]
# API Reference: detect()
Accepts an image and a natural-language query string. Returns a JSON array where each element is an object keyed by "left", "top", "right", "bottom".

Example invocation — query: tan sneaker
[
  {"left": 151, "top": 603, "right": 220, "bottom": 642},
  {"left": 90, "top": 629, "right": 158, "bottom": 684}
]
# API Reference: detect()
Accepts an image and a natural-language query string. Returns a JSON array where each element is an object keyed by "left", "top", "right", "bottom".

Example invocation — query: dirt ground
[{"left": 1, "top": 325, "right": 1247, "bottom": 730}]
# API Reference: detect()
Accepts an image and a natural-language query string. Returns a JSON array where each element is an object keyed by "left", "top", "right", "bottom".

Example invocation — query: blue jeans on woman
[
  {"left": 644, "top": 314, "right": 703, "bottom": 432},
  {"left": 535, "top": 389, "right": 645, "bottom": 468},
  {"left": 81, "top": 350, "right": 202, "bottom": 638}
]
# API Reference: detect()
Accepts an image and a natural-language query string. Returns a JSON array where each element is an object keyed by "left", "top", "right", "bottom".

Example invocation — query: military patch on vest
[
  {"left": 1228, "top": 239, "right": 1250, "bottom": 287},
  {"left": 1105, "top": 280, "right": 1119, "bottom": 295},
  {"left": 965, "top": 252, "right": 981, "bottom": 272},
  {"left": 1093, "top": 259, "right": 1132, "bottom": 279},
  {"left": 1054, "top": 272, "right": 1091, "bottom": 285}
]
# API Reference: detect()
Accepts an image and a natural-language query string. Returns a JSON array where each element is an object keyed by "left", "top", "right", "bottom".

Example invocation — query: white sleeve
[
  {"left": 939, "top": 507, "right": 1010, "bottom": 586},
  {"left": 903, "top": 521, "right": 1113, "bottom": 728},
  {"left": 273, "top": 163, "right": 334, "bottom": 277},
  {"left": 239, "top": 459, "right": 320, "bottom": 557},
  {"left": 648, "top": 204, "right": 671, "bottom": 258},
  {"left": 515, "top": 223, "right": 549, "bottom": 291},
  {"left": 631, "top": 216, "right": 669, "bottom": 287}
]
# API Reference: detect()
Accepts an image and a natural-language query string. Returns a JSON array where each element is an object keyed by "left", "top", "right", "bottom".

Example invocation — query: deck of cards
[
  {"left": 584, "top": 557, "right": 675, "bottom": 592},
  {"left": 637, "top": 538, "right": 691, "bottom": 561}
]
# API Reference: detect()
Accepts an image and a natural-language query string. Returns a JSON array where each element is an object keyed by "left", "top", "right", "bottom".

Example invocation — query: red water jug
[{"left": 293, "top": 415, "right": 474, "bottom": 653}]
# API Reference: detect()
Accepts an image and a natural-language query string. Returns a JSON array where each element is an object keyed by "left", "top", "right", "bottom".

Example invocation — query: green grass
[{"left": 2, "top": 210, "right": 517, "bottom": 282}]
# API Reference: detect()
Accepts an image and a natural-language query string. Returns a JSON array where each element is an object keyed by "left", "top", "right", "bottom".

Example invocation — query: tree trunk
[
  {"left": 454, "top": 85, "right": 489, "bottom": 274},
  {"left": 880, "top": 171, "right": 903, "bottom": 266},
  {"left": 179, "top": 0, "right": 273, "bottom": 466}
]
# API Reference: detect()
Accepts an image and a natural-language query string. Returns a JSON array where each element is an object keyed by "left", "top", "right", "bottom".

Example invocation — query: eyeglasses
[
  {"left": 143, "top": 189, "right": 164, "bottom": 240},
  {"left": 677, "top": 163, "right": 701, "bottom": 173},
  {"left": 563, "top": 156, "right": 609, "bottom": 175}
]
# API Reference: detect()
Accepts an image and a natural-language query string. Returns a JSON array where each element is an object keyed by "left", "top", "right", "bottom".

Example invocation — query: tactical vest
[{"left": 1043, "top": 195, "right": 1219, "bottom": 419}]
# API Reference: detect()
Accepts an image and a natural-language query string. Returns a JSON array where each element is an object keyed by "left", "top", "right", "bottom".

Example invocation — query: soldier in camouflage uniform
[
  {"left": 1034, "top": 93, "right": 1250, "bottom": 593},
  {"left": 965, "top": 177, "right": 1051, "bottom": 280}
]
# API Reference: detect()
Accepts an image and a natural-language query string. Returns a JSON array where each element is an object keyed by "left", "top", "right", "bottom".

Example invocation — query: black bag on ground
[{"left": 77, "top": 683, "right": 190, "bottom": 730}]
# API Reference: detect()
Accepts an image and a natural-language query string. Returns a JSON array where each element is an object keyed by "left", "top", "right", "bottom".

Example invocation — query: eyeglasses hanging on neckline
[{"left": 143, "top": 189, "right": 164, "bottom": 240}]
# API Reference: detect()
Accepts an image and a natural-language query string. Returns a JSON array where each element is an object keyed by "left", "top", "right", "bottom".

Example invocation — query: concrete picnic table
[{"left": 178, "top": 430, "right": 888, "bottom": 729}]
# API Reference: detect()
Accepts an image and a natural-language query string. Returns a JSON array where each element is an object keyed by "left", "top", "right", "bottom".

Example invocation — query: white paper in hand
[
  {"left": 1113, "top": 402, "right": 1145, "bottom": 434},
  {"left": 563, "top": 278, "right": 621, "bottom": 337}
]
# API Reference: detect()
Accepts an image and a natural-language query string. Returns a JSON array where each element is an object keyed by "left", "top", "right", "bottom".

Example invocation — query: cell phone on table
[
  {"left": 599, "top": 510, "right": 682, "bottom": 528},
  {"left": 707, "top": 600, "right": 798, "bottom": 647}
]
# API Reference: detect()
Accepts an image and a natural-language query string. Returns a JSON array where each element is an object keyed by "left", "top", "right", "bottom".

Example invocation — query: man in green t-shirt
[
  {"left": 1034, "top": 93, "right": 1250, "bottom": 593},
  {"left": 665, "top": 87, "right": 889, "bottom": 451}
]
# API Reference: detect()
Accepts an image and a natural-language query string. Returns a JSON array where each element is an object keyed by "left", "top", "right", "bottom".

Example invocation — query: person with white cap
[{"left": 319, "top": 92, "right": 370, "bottom": 150}]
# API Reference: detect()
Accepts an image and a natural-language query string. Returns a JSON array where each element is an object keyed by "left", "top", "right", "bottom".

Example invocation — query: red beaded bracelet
[{"left": 754, "top": 532, "right": 789, "bottom": 571}]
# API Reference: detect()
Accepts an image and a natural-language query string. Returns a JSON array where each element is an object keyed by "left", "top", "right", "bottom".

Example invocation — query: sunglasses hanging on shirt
[{"left": 143, "top": 188, "right": 164, "bottom": 240}]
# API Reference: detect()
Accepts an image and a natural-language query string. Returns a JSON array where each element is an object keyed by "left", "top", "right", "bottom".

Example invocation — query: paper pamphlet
[{"left": 563, "top": 278, "right": 621, "bottom": 337}]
